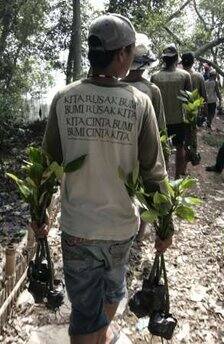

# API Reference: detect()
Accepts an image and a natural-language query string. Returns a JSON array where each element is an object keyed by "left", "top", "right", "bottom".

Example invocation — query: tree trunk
[{"left": 66, "top": 0, "right": 81, "bottom": 84}]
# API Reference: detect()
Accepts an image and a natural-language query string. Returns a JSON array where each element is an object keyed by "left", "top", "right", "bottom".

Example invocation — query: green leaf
[
  {"left": 18, "top": 185, "right": 32, "bottom": 202},
  {"left": 180, "top": 178, "right": 197, "bottom": 191},
  {"left": 6, "top": 173, "right": 32, "bottom": 202},
  {"left": 64, "top": 155, "right": 87, "bottom": 173},
  {"left": 6, "top": 173, "right": 24, "bottom": 186},
  {"left": 42, "top": 169, "right": 53, "bottom": 180},
  {"left": 141, "top": 209, "right": 159, "bottom": 223},
  {"left": 164, "top": 178, "right": 175, "bottom": 197},
  {"left": 132, "top": 163, "right": 139, "bottom": 185},
  {"left": 135, "top": 191, "right": 148, "bottom": 208},
  {"left": 192, "top": 89, "right": 199, "bottom": 99},
  {"left": 28, "top": 163, "right": 44, "bottom": 183},
  {"left": 183, "top": 196, "right": 203, "bottom": 206},
  {"left": 160, "top": 134, "right": 166, "bottom": 143},
  {"left": 118, "top": 166, "right": 126, "bottom": 181},
  {"left": 185, "top": 90, "right": 193, "bottom": 97},
  {"left": 177, "top": 95, "right": 189, "bottom": 103},
  {"left": 194, "top": 99, "right": 202, "bottom": 107},
  {"left": 153, "top": 191, "right": 170, "bottom": 205},
  {"left": 176, "top": 205, "right": 196, "bottom": 222},
  {"left": 49, "top": 161, "right": 64, "bottom": 178},
  {"left": 27, "top": 147, "right": 44, "bottom": 165},
  {"left": 170, "top": 178, "right": 184, "bottom": 190},
  {"left": 39, "top": 191, "right": 48, "bottom": 205},
  {"left": 26, "top": 177, "right": 37, "bottom": 188},
  {"left": 180, "top": 90, "right": 190, "bottom": 98},
  {"left": 187, "top": 102, "right": 196, "bottom": 111}
]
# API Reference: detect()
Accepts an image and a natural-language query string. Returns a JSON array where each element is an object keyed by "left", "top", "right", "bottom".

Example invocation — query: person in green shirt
[{"left": 151, "top": 44, "right": 192, "bottom": 179}]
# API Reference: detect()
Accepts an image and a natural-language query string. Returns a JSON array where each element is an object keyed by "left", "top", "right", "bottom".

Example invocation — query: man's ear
[{"left": 116, "top": 47, "right": 126, "bottom": 64}]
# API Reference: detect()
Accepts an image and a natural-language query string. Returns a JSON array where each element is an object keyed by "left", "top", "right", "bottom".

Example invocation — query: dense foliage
[
  {"left": 107, "top": 0, "right": 224, "bottom": 75},
  {"left": 0, "top": 1, "right": 94, "bottom": 126},
  {"left": 1, "top": 0, "right": 224, "bottom": 142}
]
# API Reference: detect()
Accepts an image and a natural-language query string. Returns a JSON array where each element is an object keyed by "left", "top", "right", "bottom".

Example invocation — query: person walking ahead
[
  {"left": 151, "top": 44, "right": 192, "bottom": 179},
  {"left": 123, "top": 33, "right": 166, "bottom": 133},
  {"left": 123, "top": 33, "right": 167, "bottom": 242},
  {"left": 34, "top": 14, "right": 171, "bottom": 344},
  {"left": 181, "top": 52, "right": 207, "bottom": 100},
  {"left": 205, "top": 70, "right": 222, "bottom": 128}
]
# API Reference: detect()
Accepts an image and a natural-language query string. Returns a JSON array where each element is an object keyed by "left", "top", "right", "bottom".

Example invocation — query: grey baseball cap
[{"left": 88, "top": 13, "right": 136, "bottom": 51}]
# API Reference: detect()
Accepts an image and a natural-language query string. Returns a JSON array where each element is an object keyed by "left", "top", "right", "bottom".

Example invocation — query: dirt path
[
  {"left": 1, "top": 117, "right": 223, "bottom": 344},
  {"left": 122, "top": 118, "right": 224, "bottom": 343}
]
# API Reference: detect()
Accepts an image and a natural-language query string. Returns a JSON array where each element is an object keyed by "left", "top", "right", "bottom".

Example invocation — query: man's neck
[
  {"left": 123, "top": 71, "right": 144, "bottom": 82},
  {"left": 183, "top": 66, "right": 194, "bottom": 73},
  {"left": 86, "top": 75, "right": 119, "bottom": 86},
  {"left": 91, "top": 67, "right": 119, "bottom": 78},
  {"left": 163, "top": 65, "right": 176, "bottom": 71}
]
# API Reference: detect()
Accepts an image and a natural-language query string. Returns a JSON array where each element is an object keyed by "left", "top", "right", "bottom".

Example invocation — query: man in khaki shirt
[
  {"left": 181, "top": 52, "right": 207, "bottom": 100},
  {"left": 123, "top": 33, "right": 168, "bottom": 241},
  {"left": 151, "top": 44, "right": 192, "bottom": 178},
  {"left": 34, "top": 14, "right": 172, "bottom": 344}
]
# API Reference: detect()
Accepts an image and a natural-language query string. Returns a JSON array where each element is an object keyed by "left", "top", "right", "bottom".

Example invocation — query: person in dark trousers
[
  {"left": 181, "top": 52, "right": 207, "bottom": 99},
  {"left": 151, "top": 44, "right": 192, "bottom": 179},
  {"left": 206, "top": 142, "right": 224, "bottom": 173},
  {"left": 205, "top": 70, "right": 222, "bottom": 128},
  {"left": 31, "top": 13, "right": 172, "bottom": 344}
]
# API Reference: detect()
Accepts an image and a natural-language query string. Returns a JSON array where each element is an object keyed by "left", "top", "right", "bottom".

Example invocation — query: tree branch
[
  {"left": 194, "top": 37, "right": 224, "bottom": 56},
  {"left": 193, "top": 0, "right": 208, "bottom": 31},
  {"left": 162, "top": 26, "right": 224, "bottom": 77},
  {"left": 197, "top": 56, "right": 224, "bottom": 77},
  {"left": 163, "top": 26, "right": 185, "bottom": 46},
  {"left": 167, "top": 0, "right": 192, "bottom": 21}
]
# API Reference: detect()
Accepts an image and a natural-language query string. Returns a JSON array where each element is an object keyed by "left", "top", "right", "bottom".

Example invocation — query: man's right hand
[{"left": 155, "top": 235, "right": 173, "bottom": 253}]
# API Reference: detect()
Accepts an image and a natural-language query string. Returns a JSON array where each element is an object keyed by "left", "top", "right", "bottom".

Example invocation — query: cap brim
[{"left": 162, "top": 52, "right": 177, "bottom": 57}]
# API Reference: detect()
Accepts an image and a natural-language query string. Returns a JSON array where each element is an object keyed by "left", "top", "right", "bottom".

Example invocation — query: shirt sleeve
[
  {"left": 199, "top": 75, "right": 207, "bottom": 101},
  {"left": 152, "top": 86, "right": 166, "bottom": 132},
  {"left": 42, "top": 92, "right": 63, "bottom": 164},
  {"left": 215, "top": 81, "right": 222, "bottom": 102},
  {"left": 138, "top": 99, "right": 167, "bottom": 193},
  {"left": 184, "top": 73, "right": 192, "bottom": 92}
]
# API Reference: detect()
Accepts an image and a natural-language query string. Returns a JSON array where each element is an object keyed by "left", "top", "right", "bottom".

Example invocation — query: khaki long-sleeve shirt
[
  {"left": 123, "top": 79, "right": 167, "bottom": 132},
  {"left": 43, "top": 78, "right": 167, "bottom": 240},
  {"left": 151, "top": 67, "right": 192, "bottom": 125}
]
